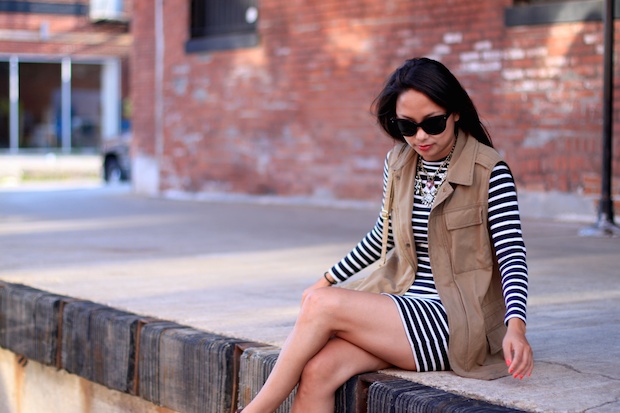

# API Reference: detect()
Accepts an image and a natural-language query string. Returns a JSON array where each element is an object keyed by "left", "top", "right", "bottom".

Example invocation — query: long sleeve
[
  {"left": 487, "top": 162, "right": 529, "bottom": 325},
  {"left": 329, "top": 155, "right": 394, "bottom": 282}
]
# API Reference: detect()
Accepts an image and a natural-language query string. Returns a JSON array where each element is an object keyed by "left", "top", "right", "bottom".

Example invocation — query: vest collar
[
  {"left": 446, "top": 131, "right": 478, "bottom": 187},
  {"left": 391, "top": 130, "right": 479, "bottom": 188}
]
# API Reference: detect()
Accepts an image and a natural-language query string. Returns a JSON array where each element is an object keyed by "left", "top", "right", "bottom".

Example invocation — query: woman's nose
[{"left": 412, "top": 128, "right": 429, "bottom": 141}]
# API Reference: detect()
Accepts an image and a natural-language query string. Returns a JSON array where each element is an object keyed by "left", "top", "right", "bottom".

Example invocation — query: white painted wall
[{"left": 0, "top": 347, "right": 177, "bottom": 413}]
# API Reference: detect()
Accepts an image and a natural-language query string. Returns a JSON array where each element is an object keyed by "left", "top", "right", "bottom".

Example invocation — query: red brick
[{"left": 130, "top": 0, "right": 620, "bottom": 202}]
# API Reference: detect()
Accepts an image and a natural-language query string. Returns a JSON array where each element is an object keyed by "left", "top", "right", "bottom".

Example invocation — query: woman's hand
[
  {"left": 503, "top": 318, "right": 534, "bottom": 379},
  {"left": 301, "top": 274, "right": 334, "bottom": 305}
]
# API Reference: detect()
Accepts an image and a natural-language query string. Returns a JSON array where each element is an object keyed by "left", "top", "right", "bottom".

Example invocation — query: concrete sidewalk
[{"left": 0, "top": 183, "right": 618, "bottom": 412}]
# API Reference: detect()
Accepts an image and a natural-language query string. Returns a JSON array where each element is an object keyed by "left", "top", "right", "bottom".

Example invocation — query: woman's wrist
[
  {"left": 323, "top": 271, "right": 337, "bottom": 286},
  {"left": 507, "top": 317, "right": 526, "bottom": 332}
]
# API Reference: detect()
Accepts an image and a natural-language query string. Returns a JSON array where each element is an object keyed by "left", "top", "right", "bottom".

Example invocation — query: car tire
[{"left": 104, "top": 157, "right": 123, "bottom": 183}]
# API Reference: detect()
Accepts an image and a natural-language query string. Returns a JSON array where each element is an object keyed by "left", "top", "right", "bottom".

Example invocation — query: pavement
[{"left": 0, "top": 182, "right": 619, "bottom": 413}]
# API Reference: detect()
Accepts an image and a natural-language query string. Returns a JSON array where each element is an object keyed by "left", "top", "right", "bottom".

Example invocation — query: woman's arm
[
  {"left": 327, "top": 155, "right": 395, "bottom": 284},
  {"left": 488, "top": 162, "right": 533, "bottom": 378},
  {"left": 488, "top": 162, "right": 528, "bottom": 324}
]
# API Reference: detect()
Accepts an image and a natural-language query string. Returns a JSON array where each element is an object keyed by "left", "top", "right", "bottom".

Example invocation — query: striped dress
[{"left": 328, "top": 154, "right": 529, "bottom": 372}]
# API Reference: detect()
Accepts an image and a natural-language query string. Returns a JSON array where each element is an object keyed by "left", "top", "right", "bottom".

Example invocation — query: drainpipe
[
  {"left": 155, "top": 0, "right": 164, "bottom": 171},
  {"left": 9, "top": 56, "right": 18, "bottom": 154},
  {"left": 581, "top": 0, "right": 620, "bottom": 236},
  {"left": 61, "top": 57, "right": 72, "bottom": 153}
]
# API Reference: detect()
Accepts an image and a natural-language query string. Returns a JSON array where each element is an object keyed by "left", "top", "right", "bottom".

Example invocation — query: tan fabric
[{"left": 343, "top": 133, "right": 508, "bottom": 380}]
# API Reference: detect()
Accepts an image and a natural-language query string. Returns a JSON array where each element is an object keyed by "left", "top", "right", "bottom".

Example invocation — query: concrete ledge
[
  {"left": 0, "top": 282, "right": 70, "bottom": 367},
  {"left": 61, "top": 301, "right": 144, "bottom": 394},
  {"left": 238, "top": 345, "right": 296, "bottom": 412},
  {"left": 368, "top": 379, "right": 526, "bottom": 412},
  {"left": 0, "top": 280, "right": 528, "bottom": 413},
  {"left": 138, "top": 321, "right": 249, "bottom": 413}
]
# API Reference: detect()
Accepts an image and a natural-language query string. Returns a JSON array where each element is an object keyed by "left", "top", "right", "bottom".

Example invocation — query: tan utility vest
[{"left": 345, "top": 133, "right": 509, "bottom": 380}]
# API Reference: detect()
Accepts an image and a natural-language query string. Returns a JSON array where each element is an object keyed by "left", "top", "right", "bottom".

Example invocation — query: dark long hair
[{"left": 373, "top": 57, "right": 493, "bottom": 148}]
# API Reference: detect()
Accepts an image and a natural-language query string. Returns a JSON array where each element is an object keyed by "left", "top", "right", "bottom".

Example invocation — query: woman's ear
[{"left": 453, "top": 112, "right": 460, "bottom": 123}]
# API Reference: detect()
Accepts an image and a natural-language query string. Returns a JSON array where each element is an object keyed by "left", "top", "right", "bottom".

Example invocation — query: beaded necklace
[{"left": 414, "top": 139, "right": 456, "bottom": 207}]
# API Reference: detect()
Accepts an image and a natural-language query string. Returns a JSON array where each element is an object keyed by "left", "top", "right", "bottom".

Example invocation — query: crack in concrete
[
  {"left": 584, "top": 398, "right": 620, "bottom": 412},
  {"left": 537, "top": 361, "right": 620, "bottom": 382}
]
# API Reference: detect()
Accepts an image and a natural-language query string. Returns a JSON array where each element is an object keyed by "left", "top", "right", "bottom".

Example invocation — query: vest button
[{"left": 405, "top": 243, "right": 411, "bottom": 248}]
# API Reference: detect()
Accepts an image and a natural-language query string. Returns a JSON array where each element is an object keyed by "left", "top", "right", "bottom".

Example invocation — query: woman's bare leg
[
  {"left": 291, "top": 337, "right": 392, "bottom": 413},
  {"left": 241, "top": 287, "right": 416, "bottom": 413}
]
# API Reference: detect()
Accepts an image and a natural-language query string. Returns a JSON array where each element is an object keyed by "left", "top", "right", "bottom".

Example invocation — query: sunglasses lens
[
  {"left": 422, "top": 116, "right": 448, "bottom": 135},
  {"left": 392, "top": 114, "right": 450, "bottom": 137},
  {"left": 396, "top": 121, "right": 418, "bottom": 137}
]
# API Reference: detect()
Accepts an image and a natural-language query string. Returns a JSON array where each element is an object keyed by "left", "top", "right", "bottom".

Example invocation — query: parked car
[{"left": 102, "top": 132, "right": 131, "bottom": 182}]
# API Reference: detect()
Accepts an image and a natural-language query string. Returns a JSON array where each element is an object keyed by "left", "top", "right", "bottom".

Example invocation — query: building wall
[
  {"left": 0, "top": 0, "right": 132, "bottom": 152},
  {"left": 0, "top": 1, "right": 130, "bottom": 57},
  {"left": 131, "top": 0, "right": 620, "bottom": 206}
]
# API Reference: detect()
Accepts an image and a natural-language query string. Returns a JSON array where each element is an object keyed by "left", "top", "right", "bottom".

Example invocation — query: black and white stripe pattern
[
  {"left": 488, "top": 162, "right": 528, "bottom": 323},
  {"left": 387, "top": 295, "right": 450, "bottom": 371},
  {"left": 328, "top": 155, "right": 529, "bottom": 371},
  {"left": 331, "top": 162, "right": 393, "bottom": 279}
]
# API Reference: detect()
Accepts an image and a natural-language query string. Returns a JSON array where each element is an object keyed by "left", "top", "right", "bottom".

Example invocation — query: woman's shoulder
[
  {"left": 469, "top": 137, "right": 504, "bottom": 169},
  {"left": 387, "top": 143, "right": 415, "bottom": 170}
]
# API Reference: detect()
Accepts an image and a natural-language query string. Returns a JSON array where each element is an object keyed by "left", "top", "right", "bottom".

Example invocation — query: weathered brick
[{"left": 131, "top": 0, "right": 619, "bottom": 200}]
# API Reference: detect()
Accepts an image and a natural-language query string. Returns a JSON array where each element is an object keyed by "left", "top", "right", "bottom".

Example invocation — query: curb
[{"left": 0, "top": 281, "right": 527, "bottom": 413}]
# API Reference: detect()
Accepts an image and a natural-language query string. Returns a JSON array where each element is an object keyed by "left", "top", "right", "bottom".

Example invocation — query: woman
[{"left": 241, "top": 57, "right": 533, "bottom": 413}]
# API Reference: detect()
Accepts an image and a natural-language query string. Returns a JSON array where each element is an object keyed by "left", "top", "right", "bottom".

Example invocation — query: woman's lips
[{"left": 418, "top": 144, "right": 432, "bottom": 151}]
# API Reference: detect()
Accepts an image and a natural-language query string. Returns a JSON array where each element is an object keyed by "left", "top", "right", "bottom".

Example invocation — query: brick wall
[
  {"left": 130, "top": 0, "right": 156, "bottom": 157},
  {"left": 0, "top": 3, "right": 130, "bottom": 57},
  {"left": 132, "top": 0, "right": 619, "bottom": 206}
]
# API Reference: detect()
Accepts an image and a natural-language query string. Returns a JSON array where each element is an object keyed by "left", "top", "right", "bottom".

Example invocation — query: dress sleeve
[
  {"left": 328, "top": 154, "right": 395, "bottom": 282},
  {"left": 488, "top": 162, "right": 529, "bottom": 325}
]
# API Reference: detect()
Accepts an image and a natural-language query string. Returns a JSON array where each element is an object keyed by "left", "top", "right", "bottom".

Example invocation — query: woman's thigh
[{"left": 303, "top": 287, "right": 417, "bottom": 371}]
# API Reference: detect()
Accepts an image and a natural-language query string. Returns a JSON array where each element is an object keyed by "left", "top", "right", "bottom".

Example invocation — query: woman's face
[{"left": 395, "top": 89, "right": 459, "bottom": 161}]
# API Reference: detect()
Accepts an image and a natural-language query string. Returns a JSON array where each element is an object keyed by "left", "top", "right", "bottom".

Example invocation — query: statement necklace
[{"left": 414, "top": 141, "right": 456, "bottom": 207}]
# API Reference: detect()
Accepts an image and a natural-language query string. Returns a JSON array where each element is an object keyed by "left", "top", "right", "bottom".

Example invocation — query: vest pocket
[{"left": 444, "top": 205, "right": 492, "bottom": 274}]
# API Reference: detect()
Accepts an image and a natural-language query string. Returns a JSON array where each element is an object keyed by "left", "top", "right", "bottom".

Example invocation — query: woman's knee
[{"left": 300, "top": 288, "right": 341, "bottom": 321}]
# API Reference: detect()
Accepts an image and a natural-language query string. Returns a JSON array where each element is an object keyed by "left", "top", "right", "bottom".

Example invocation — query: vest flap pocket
[
  {"left": 445, "top": 205, "right": 483, "bottom": 230},
  {"left": 444, "top": 205, "right": 492, "bottom": 274}
]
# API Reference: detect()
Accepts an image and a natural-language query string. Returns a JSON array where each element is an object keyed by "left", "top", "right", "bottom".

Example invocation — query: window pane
[
  {"left": 19, "top": 62, "right": 61, "bottom": 149},
  {"left": 191, "top": 0, "right": 258, "bottom": 38},
  {"left": 0, "top": 62, "right": 8, "bottom": 149},
  {"left": 190, "top": 0, "right": 207, "bottom": 37},
  {"left": 515, "top": 0, "right": 584, "bottom": 4},
  {"left": 71, "top": 63, "right": 102, "bottom": 149}
]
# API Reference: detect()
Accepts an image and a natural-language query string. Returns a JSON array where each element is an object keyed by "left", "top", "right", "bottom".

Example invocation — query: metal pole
[
  {"left": 154, "top": 0, "right": 164, "bottom": 189},
  {"left": 61, "top": 57, "right": 72, "bottom": 153},
  {"left": 9, "top": 56, "right": 18, "bottom": 153},
  {"left": 581, "top": 0, "right": 620, "bottom": 236}
]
